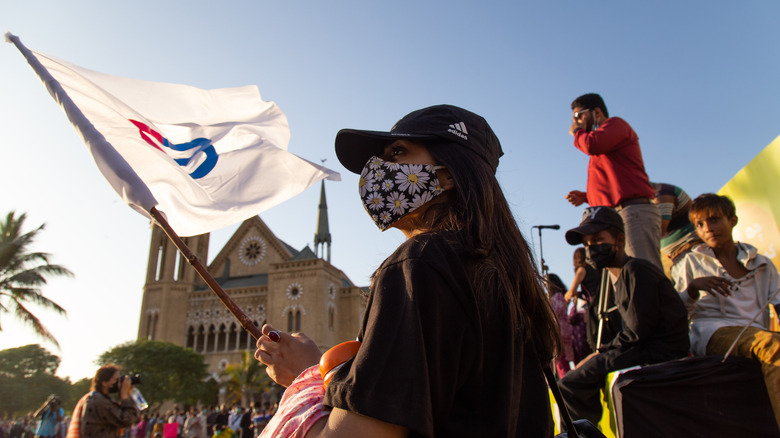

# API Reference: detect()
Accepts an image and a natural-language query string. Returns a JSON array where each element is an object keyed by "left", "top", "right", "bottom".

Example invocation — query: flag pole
[{"left": 150, "top": 207, "right": 263, "bottom": 340}]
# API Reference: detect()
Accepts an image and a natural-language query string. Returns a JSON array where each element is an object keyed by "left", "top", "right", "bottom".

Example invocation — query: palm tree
[
  {"left": 221, "top": 350, "right": 273, "bottom": 406},
  {"left": 0, "top": 211, "right": 72, "bottom": 348}
]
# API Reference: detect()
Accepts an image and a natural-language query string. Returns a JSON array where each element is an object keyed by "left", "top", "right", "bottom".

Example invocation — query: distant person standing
[
  {"left": 547, "top": 273, "right": 576, "bottom": 376},
  {"left": 228, "top": 407, "right": 242, "bottom": 437},
  {"left": 67, "top": 364, "right": 139, "bottom": 438},
  {"left": 134, "top": 416, "right": 147, "bottom": 438},
  {"left": 181, "top": 409, "right": 201, "bottom": 438},
  {"left": 566, "top": 93, "right": 662, "bottom": 270},
  {"left": 34, "top": 395, "right": 63, "bottom": 438},
  {"left": 564, "top": 247, "right": 607, "bottom": 356},
  {"left": 213, "top": 406, "right": 228, "bottom": 435}
]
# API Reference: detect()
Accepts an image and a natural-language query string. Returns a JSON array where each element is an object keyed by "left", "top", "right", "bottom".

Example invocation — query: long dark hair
[{"left": 424, "top": 140, "right": 560, "bottom": 361}]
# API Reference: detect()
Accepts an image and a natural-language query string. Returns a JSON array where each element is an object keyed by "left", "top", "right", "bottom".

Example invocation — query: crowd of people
[
  {"left": 3, "top": 96, "right": 778, "bottom": 437},
  {"left": 549, "top": 93, "right": 779, "bottom": 430},
  {"left": 128, "top": 404, "right": 277, "bottom": 438},
  {"left": 0, "top": 403, "right": 279, "bottom": 438},
  {"left": 1, "top": 414, "right": 65, "bottom": 438},
  {"left": 249, "top": 97, "right": 778, "bottom": 436},
  {"left": 0, "top": 364, "right": 280, "bottom": 438},
  {"left": 1, "top": 396, "right": 66, "bottom": 438}
]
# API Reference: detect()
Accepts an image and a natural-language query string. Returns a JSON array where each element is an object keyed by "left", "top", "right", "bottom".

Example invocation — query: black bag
[{"left": 541, "top": 364, "right": 607, "bottom": 438}]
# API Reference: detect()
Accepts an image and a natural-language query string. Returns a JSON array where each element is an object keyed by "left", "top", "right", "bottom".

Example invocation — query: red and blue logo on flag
[{"left": 129, "top": 119, "right": 218, "bottom": 179}]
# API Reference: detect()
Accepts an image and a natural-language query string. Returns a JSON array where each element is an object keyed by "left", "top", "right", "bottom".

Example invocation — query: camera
[
  {"left": 109, "top": 374, "right": 142, "bottom": 393},
  {"left": 45, "top": 395, "right": 61, "bottom": 407}
]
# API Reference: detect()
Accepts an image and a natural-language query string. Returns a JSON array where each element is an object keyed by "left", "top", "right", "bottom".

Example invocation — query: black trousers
[{"left": 558, "top": 346, "right": 677, "bottom": 424}]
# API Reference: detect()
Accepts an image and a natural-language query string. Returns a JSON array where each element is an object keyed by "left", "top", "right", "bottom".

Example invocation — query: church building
[{"left": 137, "top": 181, "right": 366, "bottom": 374}]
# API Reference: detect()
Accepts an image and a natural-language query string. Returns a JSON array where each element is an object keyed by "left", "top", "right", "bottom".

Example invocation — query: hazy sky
[{"left": 1, "top": 1, "right": 778, "bottom": 381}]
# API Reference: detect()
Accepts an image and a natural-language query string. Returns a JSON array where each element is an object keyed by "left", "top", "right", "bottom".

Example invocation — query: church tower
[
  {"left": 137, "top": 184, "right": 366, "bottom": 376},
  {"left": 314, "top": 180, "right": 332, "bottom": 263},
  {"left": 137, "top": 226, "right": 210, "bottom": 344}
]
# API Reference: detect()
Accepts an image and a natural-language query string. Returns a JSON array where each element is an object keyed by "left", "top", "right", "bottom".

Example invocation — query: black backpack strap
[{"left": 540, "top": 360, "right": 580, "bottom": 437}]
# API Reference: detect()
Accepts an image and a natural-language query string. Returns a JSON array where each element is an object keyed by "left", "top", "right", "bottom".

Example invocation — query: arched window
[
  {"left": 196, "top": 325, "right": 205, "bottom": 352},
  {"left": 217, "top": 324, "right": 226, "bottom": 351},
  {"left": 186, "top": 326, "right": 195, "bottom": 349},
  {"left": 151, "top": 314, "right": 159, "bottom": 340},
  {"left": 228, "top": 323, "right": 237, "bottom": 351},
  {"left": 239, "top": 328, "right": 248, "bottom": 350},
  {"left": 155, "top": 243, "right": 164, "bottom": 281},
  {"left": 206, "top": 324, "right": 216, "bottom": 352},
  {"left": 328, "top": 307, "right": 335, "bottom": 331},
  {"left": 175, "top": 253, "right": 186, "bottom": 281},
  {"left": 295, "top": 311, "right": 302, "bottom": 332},
  {"left": 146, "top": 313, "right": 154, "bottom": 340},
  {"left": 287, "top": 311, "right": 294, "bottom": 332}
]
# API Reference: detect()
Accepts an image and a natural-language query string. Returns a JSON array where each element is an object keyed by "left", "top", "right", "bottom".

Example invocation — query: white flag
[{"left": 7, "top": 33, "right": 340, "bottom": 237}]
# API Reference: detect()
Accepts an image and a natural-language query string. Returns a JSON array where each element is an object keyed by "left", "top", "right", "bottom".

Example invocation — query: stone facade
[{"left": 137, "top": 214, "right": 365, "bottom": 375}]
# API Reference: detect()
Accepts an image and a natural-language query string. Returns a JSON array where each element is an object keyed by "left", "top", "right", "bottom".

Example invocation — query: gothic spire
[{"left": 314, "top": 178, "right": 331, "bottom": 263}]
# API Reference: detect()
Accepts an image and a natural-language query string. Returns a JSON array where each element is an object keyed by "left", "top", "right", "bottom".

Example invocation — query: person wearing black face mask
[
  {"left": 557, "top": 206, "right": 690, "bottom": 425},
  {"left": 67, "top": 364, "right": 140, "bottom": 438}
]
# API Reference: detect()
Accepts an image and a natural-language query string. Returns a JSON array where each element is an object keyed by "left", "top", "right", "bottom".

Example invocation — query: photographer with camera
[
  {"left": 67, "top": 364, "right": 140, "bottom": 438},
  {"left": 34, "top": 395, "right": 63, "bottom": 438}
]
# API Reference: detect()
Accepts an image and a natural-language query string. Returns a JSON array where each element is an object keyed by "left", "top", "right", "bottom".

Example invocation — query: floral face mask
[{"left": 359, "top": 156, "right": 446, "bottom": 231}]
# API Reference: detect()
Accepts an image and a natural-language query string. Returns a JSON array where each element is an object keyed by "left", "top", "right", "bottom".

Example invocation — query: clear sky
[{"left": 1, "top": 1, "right": 778, "bottom": 381}]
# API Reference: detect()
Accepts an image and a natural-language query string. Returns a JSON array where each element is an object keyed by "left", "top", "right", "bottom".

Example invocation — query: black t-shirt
[
  {"left": 323, "top": 232, "right": 553, "bottom": 437},
  {"left": 601, "top": 258, "right": 689, "bottom": 355}
]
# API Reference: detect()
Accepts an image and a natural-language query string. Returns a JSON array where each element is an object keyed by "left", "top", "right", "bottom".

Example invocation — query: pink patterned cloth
[
  {"left": 259, "top": 365, "right": 330, "bottom": 438},
  {"left": 551, "top": 293, "right": 575, "bottom": 377}
]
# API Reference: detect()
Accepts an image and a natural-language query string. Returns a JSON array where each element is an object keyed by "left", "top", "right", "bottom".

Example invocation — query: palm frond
[
  {"left": 6, "top": 265, "right": 73, "bottom": 286},
  {"left": 13, "top": 301, "right": 60, "bottom": 349},
  {"left": 6, "top": 270, "right": 47, "bottom": 287},
  {"left": 32, "top": 263, "right": 74, "bottom": 278},
  {"left": 0, "top": 242, "right": 22, "bottom": 270},
  {"left": 15, "top": 251, "right": 56, "bottom": 266},
  {"left": 0, "top": 211, "right": 70, "bottom": 347},
  {"left": 3, "top": 287, "right": 67, "bottom": 314}
]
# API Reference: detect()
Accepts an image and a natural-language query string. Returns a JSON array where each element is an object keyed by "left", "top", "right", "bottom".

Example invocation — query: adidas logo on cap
[{"left": 448, "top": 122, "right": 468, "bottom": 140}]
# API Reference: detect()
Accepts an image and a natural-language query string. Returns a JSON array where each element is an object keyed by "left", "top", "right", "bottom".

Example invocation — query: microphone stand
[
  {"left": 533, "top": 225, "right": 560, "bottom": 293},
  {"left": 537, "top": 227, "right": 550, "bottom": 280}
]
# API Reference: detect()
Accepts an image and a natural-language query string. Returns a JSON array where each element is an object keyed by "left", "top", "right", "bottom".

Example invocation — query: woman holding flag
[{"left": 255, "top": 105, "right": 560, "bottom": 437}]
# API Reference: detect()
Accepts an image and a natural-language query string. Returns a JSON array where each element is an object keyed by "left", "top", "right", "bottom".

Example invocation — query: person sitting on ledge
[
  {"left": 559, "top": 206, "right": 690, "bottom": 425},
  {"left": 672, "top": 193, "right": 780, "bottom": 430}
]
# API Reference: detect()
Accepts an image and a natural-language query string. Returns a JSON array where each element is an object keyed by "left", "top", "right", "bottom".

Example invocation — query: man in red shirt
[{"left": 566, "top": 93, "right": 662, "bottom": 271}]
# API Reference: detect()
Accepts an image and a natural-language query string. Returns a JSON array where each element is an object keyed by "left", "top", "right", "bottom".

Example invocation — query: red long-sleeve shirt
[{"left": 573, "top": 116, "right": 654, "bottom": 207}]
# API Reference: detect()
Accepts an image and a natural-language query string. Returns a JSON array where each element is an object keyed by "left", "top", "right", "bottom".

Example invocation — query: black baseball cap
[
  {"left": 565, "top": 206, "right": 625, "bottom": 245},
  {"left": 335, "top": 104, "right": 504, "bottom": 174}
]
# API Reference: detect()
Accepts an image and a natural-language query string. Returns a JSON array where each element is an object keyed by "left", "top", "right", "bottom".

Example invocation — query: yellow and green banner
[
  {"left": 718, "top": 134, "right": 780, "bottom": 268},
  {"left": 718, "top": 134, "right": 780, "bottom": 330}
]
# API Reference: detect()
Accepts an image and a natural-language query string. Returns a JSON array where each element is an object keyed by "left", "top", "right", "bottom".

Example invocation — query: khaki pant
[
  {"left": 707, "top": 326, "right": 780, "bottom": 430},
  {"left": 617, "top": 203, "right": 663, "bottom": 271}
]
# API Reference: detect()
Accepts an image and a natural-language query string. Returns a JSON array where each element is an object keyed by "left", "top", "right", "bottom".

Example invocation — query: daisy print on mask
[
  {"left": 365, "top": 191, "right": 385, "bottom": 211},
  {"left": 396, "top": 164, "right": 431, "bottom": 195},
  {"left": 380, "top": 179, "right": 395, "bottom": 192},
  {"left": 359, "top": 156, "right": 446, "bottom": 231},
  {"left": 359, "top": 171, "right": 375, "bottom": 198},
  {"left": 387, "top": 192, "right": 410, "bottom": 215}
]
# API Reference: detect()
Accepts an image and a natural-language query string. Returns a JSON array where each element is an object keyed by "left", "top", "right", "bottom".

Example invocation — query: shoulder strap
[{"left": 540, "top": 360, "right": 580, "bottom": 437}]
